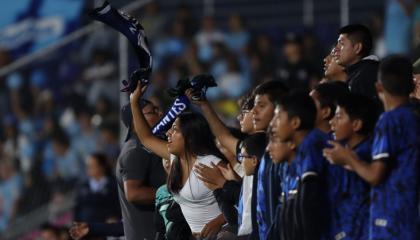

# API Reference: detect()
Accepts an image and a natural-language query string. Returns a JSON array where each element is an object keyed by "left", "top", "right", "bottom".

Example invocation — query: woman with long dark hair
[{"left": 130, "top": 83, "right": 226, "bottom": 239}]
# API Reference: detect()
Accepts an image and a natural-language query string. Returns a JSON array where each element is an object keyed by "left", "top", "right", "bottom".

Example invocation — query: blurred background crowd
[{"left": 0, "top": 0, "right": 419, "bottom": 238}]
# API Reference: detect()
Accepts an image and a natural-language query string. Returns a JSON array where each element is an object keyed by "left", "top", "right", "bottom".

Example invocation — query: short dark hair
[
  {"left": 239, "top": 92, "right": 255, "bottom": 111},
  {"left": 253, "top": 80, "right": 289, "bottom": 104},
  {"left": 278, "top": 90, "right": 317, "bottom": 130},
  {"left": 90, "top": 152, "right": 112, "bottom": 177},
  {"left": 313, "top": 81, "right": 350, "bottom": 120},
  {"left": 242, "top": 132, "right": 267, "bottom": 160},
  {"left": 379, "top": 55, "right": 415, "bottom": 96},
  {"left": 339, "top": 24, "right": 373, "bottom": 57},
  {"left": 336, "top": 93, "right": 378, "bottom": 135}
]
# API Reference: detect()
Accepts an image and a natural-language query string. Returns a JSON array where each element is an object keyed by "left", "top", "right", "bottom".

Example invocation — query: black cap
[{"left": 121, "top": 98, "right": 153, "bottom": 141}]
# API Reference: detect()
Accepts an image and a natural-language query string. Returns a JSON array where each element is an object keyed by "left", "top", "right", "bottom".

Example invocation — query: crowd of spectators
[{"left": 0, "top": 0, "right": 419, "bottom": 237}]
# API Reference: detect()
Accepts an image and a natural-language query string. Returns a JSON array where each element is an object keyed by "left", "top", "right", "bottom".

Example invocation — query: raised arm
[
  {"left": 343, "top": 153, "right": 387, "bottom": 186},
  {"left": 185, "top": 89, "right": 239, "bottom": 155},
  {"left": 130, "top": 83, "right": 170, "bottom": 160}
]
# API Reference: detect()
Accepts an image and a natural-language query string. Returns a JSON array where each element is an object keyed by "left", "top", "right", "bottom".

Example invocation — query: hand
[
  {"left": 194, "top": 163, "right": 226, "bottom": 190},
  {"left": 69, "top": 222, "right": 89, "bottom": 240},
  {"left": 162, "top": 158, "right": 171, "bottom": 175},
  {"left": 200, "top": 214, "right": 225, "bottom": 239},
  {"left": 218, "top": 163, "right": 240, "bottom": 181},
  {"left": 129, "top": 81, "right": 148, "bottom": 104},
  {"left": 185, "top": 88, "right": 207, "bottom": 106},
  {"left": 323, "top": 141, "right": 354, "bottom": 166}
]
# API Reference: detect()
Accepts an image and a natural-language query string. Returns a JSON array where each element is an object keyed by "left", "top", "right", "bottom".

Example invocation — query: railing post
[
  {"left": 204, "top": 0, "right": 215, "bottom": 16},
  {"left": 118, "top": 34, "right": 129, "bottom": 144},
  {"left": 340, "top": 0, "right": 349, "bottom": 26},
  {"left": 303, "top": 0, "right": 314, "bottom": 27}
]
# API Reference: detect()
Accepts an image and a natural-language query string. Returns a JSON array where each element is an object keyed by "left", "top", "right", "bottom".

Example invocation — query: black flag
[{"left": 90, "top": 1, "right": 152, "bottom": 92}]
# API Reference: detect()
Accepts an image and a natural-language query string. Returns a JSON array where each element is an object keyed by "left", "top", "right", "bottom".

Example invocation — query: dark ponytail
[{"left": 167, "top": 155, "right": 183, "bottom": 194}]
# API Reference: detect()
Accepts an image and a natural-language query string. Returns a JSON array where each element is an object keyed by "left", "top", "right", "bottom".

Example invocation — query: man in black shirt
[
  {"left": 334, "top": 24, "right": 379, "bottom": 100},
  {"left": 116, "top": 99, "right": 166, "bottom": 240},
  {"left": 70, "top": 99, "right": 167, "bottom": 240}
]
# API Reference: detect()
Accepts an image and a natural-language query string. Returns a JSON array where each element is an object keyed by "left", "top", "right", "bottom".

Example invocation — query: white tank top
[{"left": 173, "top": 155, "right": 222, "bottom": 233}]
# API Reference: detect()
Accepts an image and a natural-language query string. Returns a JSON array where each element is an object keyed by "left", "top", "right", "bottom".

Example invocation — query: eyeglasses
[{"left": 237, "top": 153, "right": 253, "bottom": 162}]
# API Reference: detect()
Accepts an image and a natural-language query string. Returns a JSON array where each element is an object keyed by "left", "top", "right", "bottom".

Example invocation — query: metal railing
[{"left": 2, "top": 192, "right": 76, "bottom": 240}]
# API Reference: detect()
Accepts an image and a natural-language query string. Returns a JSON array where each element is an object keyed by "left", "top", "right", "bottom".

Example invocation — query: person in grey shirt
[{"left": 117, "top": 98, "right": 166, "bottom": 240}]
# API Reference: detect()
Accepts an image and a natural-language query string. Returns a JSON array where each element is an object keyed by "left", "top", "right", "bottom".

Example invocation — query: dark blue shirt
[
  {"left": 256, "top": 153, "right": 282, "bottom": 240},
  {"left": 295, "top": 129, "right": 329, "bottom": 176},
  {"left": 328, "top": 138, "right": 371, "bottom": 240},
  {"left": 281, "top": 129, "right": 330, "bottom": 239},
  {"left": 279, "top": 129, "right": 330, "bottom": 185},
  {"left": 370, "top": 103, "right": 420, "bottom": 240}
]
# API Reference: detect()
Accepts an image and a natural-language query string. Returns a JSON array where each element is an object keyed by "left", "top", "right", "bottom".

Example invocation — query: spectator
[
  {"left": 116, "top": 99, "right": 166, "bottom": 239},
  {"left": 74, "top": 153, "right": 120, "bottom": 222},
  {"left": 273, "top": 91, "right": 330, "bottom": 239},
  {"left": 131, "top": 85, "right": 227, "bottom": 239},
  {"left": 50, "top": 130, "right": 83, "bottom": 184},
  {"left": 98, "top": 122, "right": 120, "bottom": 166},
  {"left": 225, "top": 14, "right": 250, "bottom": 54},
  {"left": 209, "top": 42, "right": 229, "bottom": 81},
  {"left": 384, "top": 0, "right": 414, "bottom": 55},
  {"left": 92, "top": 96, "right": 119, "bottom": 127},
  {"left": 83, "top": 49, "right": 118, "bottom": 107},
  {"left": 8, "top": 82, "right": 37, "bottom": 174},
  {"left": 251, "top": 35, "right": 277, "bottom": 83},
  {"left": 218, "top": 54, "right": 250, "bottom": 99},
  {"left": 139, "top": 2, "right": 166, "bottom": 41},
  {"left": 325, "top": 93, "right": 377, "bottom": 240},
  {"left": 276, "top": 33, "right": 318, "bottom": 91},
  {"left": 2, "top": 114, "right": 19, "bottom": 164},
  {"left": 310, "top": 81, "right": 350, "bottom": 134},
  {"left": 71, "top": 110, "right": 99, "bottom": 161},
  {"left": 153, "top": 20, "right": 187, "bottom": 69},
  {"left": 195, "top": 16, "right": 224, "bottom": 63},
  {"left": 0, "top": 160, "right": 23, "bottom": 231},
  {"left": 334, "top": 24, "right": 380, "bottom": 101},
  {"left": 41, "top": 117, "right": 63, "bottom": 180},
  {"left": 174, "top": 4, "right": 198, "bottom": 38},
  {"left": 323, "top": 47, "right": 347, "bottom": 82}
]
